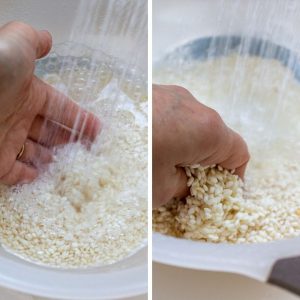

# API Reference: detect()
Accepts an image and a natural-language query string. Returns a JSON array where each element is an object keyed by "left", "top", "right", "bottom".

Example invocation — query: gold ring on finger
[{"left": 16, "top": 144, "right": 25, "bottom": 160}]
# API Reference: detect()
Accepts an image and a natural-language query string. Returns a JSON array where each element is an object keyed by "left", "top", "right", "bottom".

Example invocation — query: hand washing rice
[
  {"left": 0, "top": 57, "right": 147, "bottom": 268},
  {"left": 153, "top": 54, "right": 300, "bottom": 243}
]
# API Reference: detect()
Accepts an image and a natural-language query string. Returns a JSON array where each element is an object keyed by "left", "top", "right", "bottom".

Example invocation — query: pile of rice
[
  {"left": 153, "top": 54, "right": 300, "bottom": 243},
  {"left": 0, "top": 60, "right": 148, "bottom": 267}
]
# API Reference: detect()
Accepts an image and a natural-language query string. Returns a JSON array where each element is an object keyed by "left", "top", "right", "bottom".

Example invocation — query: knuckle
[
  {"left": 170, "top": 85, "right": 190, "bottom": 95},
  {"left": 7, "top": 21, "right": 26, "bottom": 27},
  {"left": 204, "top": 108, "right": 224, "bottom": 135},
  {"left": 6, "top": 21, "right": 33, "bottom": 32},
  {"left": 207, "top": 107, "right": 222, "bottom": 124}
]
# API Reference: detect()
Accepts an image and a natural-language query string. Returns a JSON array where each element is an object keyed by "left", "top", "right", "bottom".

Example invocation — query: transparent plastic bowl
[
  {"left": 0, "top": 245, "right": 147, "bottom": 299},
  {"left": 1, "top": 194, "right": 147, "bottom": 300},
  {"left": 153, "top": 29, "right": 300, "bottom": 295}
]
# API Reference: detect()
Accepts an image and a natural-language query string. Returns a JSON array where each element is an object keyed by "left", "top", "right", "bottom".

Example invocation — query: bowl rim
[{"left": 0, "top": 246, "right": 147, "bottom": 299}]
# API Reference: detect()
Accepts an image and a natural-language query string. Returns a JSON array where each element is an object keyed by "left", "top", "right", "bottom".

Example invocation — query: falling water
[
  {"left": 153, "top": 0, "right": 300, "bottom": 153},
  {"left": 35, "top": 0, "right": 147, "bottom": 161}
]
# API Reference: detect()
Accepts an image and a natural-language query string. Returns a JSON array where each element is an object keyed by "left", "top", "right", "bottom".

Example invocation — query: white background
[{"left": 153, "top": 263, "right": 300, "bottom": 300}]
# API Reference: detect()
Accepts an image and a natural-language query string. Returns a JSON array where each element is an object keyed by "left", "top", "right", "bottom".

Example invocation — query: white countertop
[
  {"left": 0, "top": 287, "right": 147, "bottom": 300},
  {"left": 153, "top": 262, "right": 300, "bottom": 300},
  {"left": 0, "top": 288, "right": 148, "bottom": 300}
]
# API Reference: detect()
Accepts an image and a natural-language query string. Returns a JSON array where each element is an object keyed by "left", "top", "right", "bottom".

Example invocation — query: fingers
[
  {"left": 29, "top": 115, "right": 77, "bottom": 147},
  {"left": 0, "top": 161, "right": 38, "bottom": 185},
  {"left": 35, "top": 30, "right": 52, "bottom": 59},
  {"left": 172, "top": 167, "right": 189, "bottom": 199},
  {"left": 153, "top": 166, "right": 189, "bottom": 208},
  {"left": 0, "top": 139, "right": 52, "bottom": 185},
  {"left": 234, "top": 162, "right": 248, "bottom": 180},
  {"left": 33, "top": 77, "right": 101, "bottom": 142},
  {"left": 18, "top": 139, "right": 52, "bottom": 166},
  {"left": 1, "top": 21, "right": 52, "bottom": 59},
  {"left": 177, "top": 124, "right": 249, "bottom": 181},
  {"left": 218, "top": 130, "right": 250, "bottom": 179}
]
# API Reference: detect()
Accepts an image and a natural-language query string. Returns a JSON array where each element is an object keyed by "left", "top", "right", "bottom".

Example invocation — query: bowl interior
[
  {"left": 153, "top": 35, "right": 300, "bottom": 280},
  {"left": 157, "top": 36, "right": 300, "bottom": 81}
]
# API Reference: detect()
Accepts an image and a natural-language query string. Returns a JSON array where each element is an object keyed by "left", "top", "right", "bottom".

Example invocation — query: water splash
[{"left": 35, "top": 0, "right": 147, "bottom": 164}]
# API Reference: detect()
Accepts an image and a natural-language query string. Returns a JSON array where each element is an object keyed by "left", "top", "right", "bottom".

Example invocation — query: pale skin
[
  {"left": 0, "top": 21, "right": 101, "bottom": 185},
  {"left": 153, "top": 84, "right": 250, "bottom": 208}
]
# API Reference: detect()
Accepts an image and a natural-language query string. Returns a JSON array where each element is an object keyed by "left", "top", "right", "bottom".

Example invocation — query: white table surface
[
  {"left": 0, "top": 287, "right": 147, "bottom": 300},
  {"left": 153, "top": 262, "right": 300, "bottom": 300}
]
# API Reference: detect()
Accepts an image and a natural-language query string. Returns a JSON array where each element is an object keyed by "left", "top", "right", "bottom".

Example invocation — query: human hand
[
  {"left": 153, "top": 84, "right": 250, "bottom": 208},
  {"left": 0, "top": 21, "right": 101, "bottom": 185}
]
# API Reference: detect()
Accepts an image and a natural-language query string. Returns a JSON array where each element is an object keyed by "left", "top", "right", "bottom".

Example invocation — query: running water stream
[
  {"left": 154, "top": 0, "right": 300, "bottom": 150},
  {"left": 37, "top": 0, "right": 147, "bottom": 152}
]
